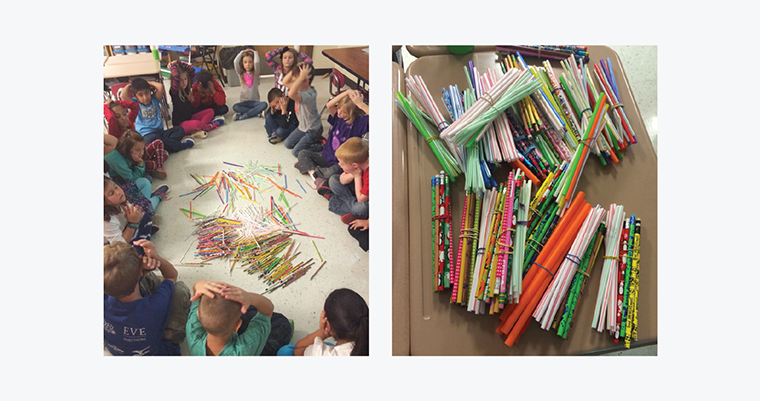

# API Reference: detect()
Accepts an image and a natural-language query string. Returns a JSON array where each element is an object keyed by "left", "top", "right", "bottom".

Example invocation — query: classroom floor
[
  {"left": 398, "top": 45, "right": 658, "bottom": 356},
  {"left": 105, "top": 74, "right": 369, "bottom": 356}
]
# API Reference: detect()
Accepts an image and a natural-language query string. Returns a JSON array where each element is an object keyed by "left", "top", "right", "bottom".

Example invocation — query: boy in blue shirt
[
  {"left": 122, "top": 78, "right": 193, "bottom": 153},
  {"left": 103, "top": 240, "right": 191, "bottom": 356}
]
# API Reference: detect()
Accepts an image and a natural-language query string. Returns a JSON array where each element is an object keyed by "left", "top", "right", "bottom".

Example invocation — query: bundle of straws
[
  {"left": 432, "top": 172, "right": 452, "bottom": 291},
  {"left": 554, "top": 222, "right": 605, "bottom": 339},
  {"left": 496, "top": 191, "right": 592, "bottom": 346},
  {"left": 591, "top": 204, "right": 625, "bottom": 333}
]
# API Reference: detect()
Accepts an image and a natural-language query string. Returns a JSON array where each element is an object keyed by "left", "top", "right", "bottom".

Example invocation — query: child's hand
[
  {"left": 208, "top": 83, "right": 215, "bottom": 94},
  {"left": 299, "top": 63, "right": 312, "bottom": 75},
  {"left": 123, "top": 203, "right": 144, "bottom": 224},
  {"left": 190, "top": 280, "right": 227, "bottom": 302},
  {"left": 141, "top": 255, "right": 161, "bottom": 271},
  {"left": 279, "top": 96, "right": 288, "bottom": 110},
  {"left": 348, "top": 90, "right": 364, "bottom": 105},
  {"left": 349, "top": 219, "right": 369, "bottom": 231},
  {"left": 133, "top": 239, "right": 157, "bottom": 259},
  {"left": 219, "top": 284, "right": 251, "bottom": 313}
]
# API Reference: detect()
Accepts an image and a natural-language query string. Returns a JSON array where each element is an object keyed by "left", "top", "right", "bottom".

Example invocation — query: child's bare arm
[
  {"left": 149, "top": 81, "right": 164, "bottom": 100},
  {"left": 104, "top": 134, "right": 118, "bottom": 155},
  {"left": 294, "top": 312, "right": 329, "bottom": 356},
  {"left": 286, "top": 64, "right": 311, "bottom": 103},
  {"left": 354, "top": 172, "right": 368, "bottom": 203},
  {"left": 326, "top": 90, "right": 351, "bottom": 116},
  {"left": 133, "top": 239, "right": 177, "bottom": 282}
]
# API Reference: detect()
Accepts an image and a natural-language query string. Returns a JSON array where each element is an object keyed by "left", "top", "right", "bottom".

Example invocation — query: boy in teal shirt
[{"left": 186, "top": 280, "right": 292, "bottom": 356}]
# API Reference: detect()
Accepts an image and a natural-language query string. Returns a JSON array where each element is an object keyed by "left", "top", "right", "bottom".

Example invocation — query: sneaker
[
  {"left": 233, "top": 113, "right": 244, "bottom": 121},
  {"left": 269, "top": 135, "right": 284, "bottom": 144},
  {"left": 213, "top": 115, "right": 226, "bottom": 122},
  {"left": 150, "top": 168, "right": 167, "bottom": 180},
  {"left": 190, "top": 131, "right": 208, "bottom": 139},
  {"left": 151, "top": 185, "right": 170, "bottom": 200},
  {"left": 181, "top": 137, "right": 195, "bottom": 149},
  {"left": 317, "top": 182, "right": 333, "bottom": 200},
  {"left": 256, "top": 111, "right": 265, "bottom": 118},
  {"left": 341, "top": 213, "right": 360, "bottom": 225},
  {"left": 211, "top": 118, "right": 225, "bottom": 127},
  {"left": 150, "top": 225, "right": 160, "bottom": 235},
  {"left": 314, "top": 177, "right": 327, "bottom": 189}
]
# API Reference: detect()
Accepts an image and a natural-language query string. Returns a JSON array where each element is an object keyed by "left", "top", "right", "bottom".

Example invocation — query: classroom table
[
  {"left": 392, "top": 46, "right": 657, "bottom": 355},
  {"left": 322, "top": 47, "right": 369, "bottom": 90},
  {"left": 104, "top": 53, "right": 157, "bottom": 66}
]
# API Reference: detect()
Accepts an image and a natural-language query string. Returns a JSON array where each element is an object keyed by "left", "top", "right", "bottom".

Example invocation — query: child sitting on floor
[
  {"left": 280, "top": 288, "right": 369, "bottom": 356},
  {"left": 103, "top": 176, "right": 157, "bottom": 246},
  {"left": 169, "top": 60, "right": 222, "bottom": 138},
  {"left": 123, "top": 78, "right": 193, "bottom": 153},
  {"left": 265, "top": 88, "right": 299, "bottom": 143},
  {"left": 104, "top": 129, "right": 169, "bottom": 181},
  {"left": 104, "top": 99, "right": 139, "bottom": 139},
  {"left": 295, "top": 89, "right": 369, "bottom": 185},
  {"left": 278, "top": 63, "right": 323, "bottom": 155},
  {"left": 319, "top": 137, "right": 369, "bottom": 225},
  {"left": 104, "top": 240, "right": 191, "bottom": 356},
  {"left": 186, "top": 280, "right": 293, "bottom": 356},
  {"left": 192, "top": 70, "right": 229, "bottom": 118},
  {"left": 232, "top": 48, "right": 267, "bottom": 121}
]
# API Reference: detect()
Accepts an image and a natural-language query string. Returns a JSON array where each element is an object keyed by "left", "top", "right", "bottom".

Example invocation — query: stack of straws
[
  {"left": 395, "top": 91, "right": 461, "bottom": 179},
  {"left": 431, "top": 172, "right": 452, "bottom": 291},
  {"left": 592, "top": 207, "right": 641, "bottom": 347},
  {"left": 496, "top": 191, "right": 592, "bottom": 346},
  {"left": 593, "top": 58, "right": 637, "bottom": 147},
  {"left": 532, "top": 204, "right": 607, "bottom": 330}
]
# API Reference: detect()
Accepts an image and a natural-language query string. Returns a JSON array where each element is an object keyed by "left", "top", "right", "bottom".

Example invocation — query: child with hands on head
[
  {"left": 103, "top": 240, "right": 191, "bottom": 356},
  {"left": 168, "top": 60, "right": 221, "bottom": 139},
  {"left": 264, "top": 87, "right": 299, "bottom": 143},
  {"left": 123, "top": 78, "right": 192, "bottom": 153},
  {"left": 104, "top": 130, "right": 169, "bottom": 182},
  {"left": 186, "top": 280, "right": 293, "bottom": 356},
  {"left": 296, "top": 89, "right": 369, "bottom": 184},
  {"left": 278, "top": 62, "right": 323, "bottom": 155},
  {"left": 104, "top": 98, "right": 139, "bottom": 139},
  {"left": 192, "top": 70, "right": 229, "bottom": 118},
  {"left": 232, "top": 49, "right": 268, "bottom": 121},
  {"left": 265, "top": 46, "right": 312, "bottom": 95},
  {"left": 284, "top": 288, "right": 369, "bottom": 356}
]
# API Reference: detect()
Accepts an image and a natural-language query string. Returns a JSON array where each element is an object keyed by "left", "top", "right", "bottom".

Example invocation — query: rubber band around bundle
[
  {"left": 575, "top": 269, "right": 590, "bottom": 278},
  {"left": 436, "top": 121, "right": 449, "bottom": 132},
  {"left": 603, "top": 255, "right": 621, "bottom": 261},
  {"left": 610, "top": 103, "right": 624, "bottom": 110},
  {"left": 480, "top": 93, "right": 499, "bottom": 113},
  {"left": 529, "top": 207, "right": 542, "bottom": 217},
  {"left": 533, "top": 261, "right": 554, "bottom": 278},
  {"left": 577, "top": 139, "right": 594, "bottom": 149},
  {"left": 432, "top": 214, "right": 451, "bottom": 221},
  {"left": 565, "top": 253, "right": 582, "bottom": 266},
  {"left": 476, "top": 248, "right": 486, "bottom": 255},
  {"left": 528, "top": 238, "right": 543, "bottom": 250},
  {"left": 426, "top": 136, "right": 441, "bottom": 144},
  {"left": 581, "top": 108, "right": 593, "bottom": 116},
  {"left": 516, "top": 220, "right": 529, "bottom": 225}
]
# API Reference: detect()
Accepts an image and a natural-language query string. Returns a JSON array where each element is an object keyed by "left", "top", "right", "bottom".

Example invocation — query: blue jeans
[
  {"left": 233, "top": 100, "right": 267, "bottom": 119},
  {"left": 284, "top": 126, "right": 324, "bottom": 157},
  {"left": 265, "top": 111, "right": 298, "bottom": 139},
  {"left": 143, "top": 126, "right": 186, "bottom": 153},
  {"left": 328, "top": 174, "right": 368, "bottom": 217}
]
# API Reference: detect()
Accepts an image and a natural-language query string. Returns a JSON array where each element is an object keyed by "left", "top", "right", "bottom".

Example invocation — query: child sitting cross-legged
[
  {"left": 186, "top": 280, "right": 293, "bottom": 356},
  {"left": 103, "top": 240, "right": 191, "bottom": 356},
  {"left": 319, "top": 137, "right": 369, "bottom": 225},
  {"left": 278, "top": 62, "right": 323, "bottom": 155}
]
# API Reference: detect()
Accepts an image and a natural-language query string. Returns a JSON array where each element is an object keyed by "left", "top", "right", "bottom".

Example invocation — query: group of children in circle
[{"left": 103, "top": 46, "right": 370, "bottom": 356}]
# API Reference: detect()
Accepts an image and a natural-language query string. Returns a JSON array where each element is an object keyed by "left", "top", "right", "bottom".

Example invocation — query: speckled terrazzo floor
[{"left": 104, "top": 74, "right": 369, "bottom": 356}]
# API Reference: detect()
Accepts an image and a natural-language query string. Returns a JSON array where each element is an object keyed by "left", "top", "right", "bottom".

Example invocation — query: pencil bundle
[
  {"left": 432, "top": 172, "right": 453, "bottom": 291},
  {"left": 591, "top": 204, "right": 626, "bottom": 333},
  {"left": 593, "top": 58, "right": 637, "bottom": 147},
  {"left": 624, "top": 217, "right": 641, "bottom": 348},
  {"left": 498, "top": 46, "right": 590, "bottom": 63}
]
